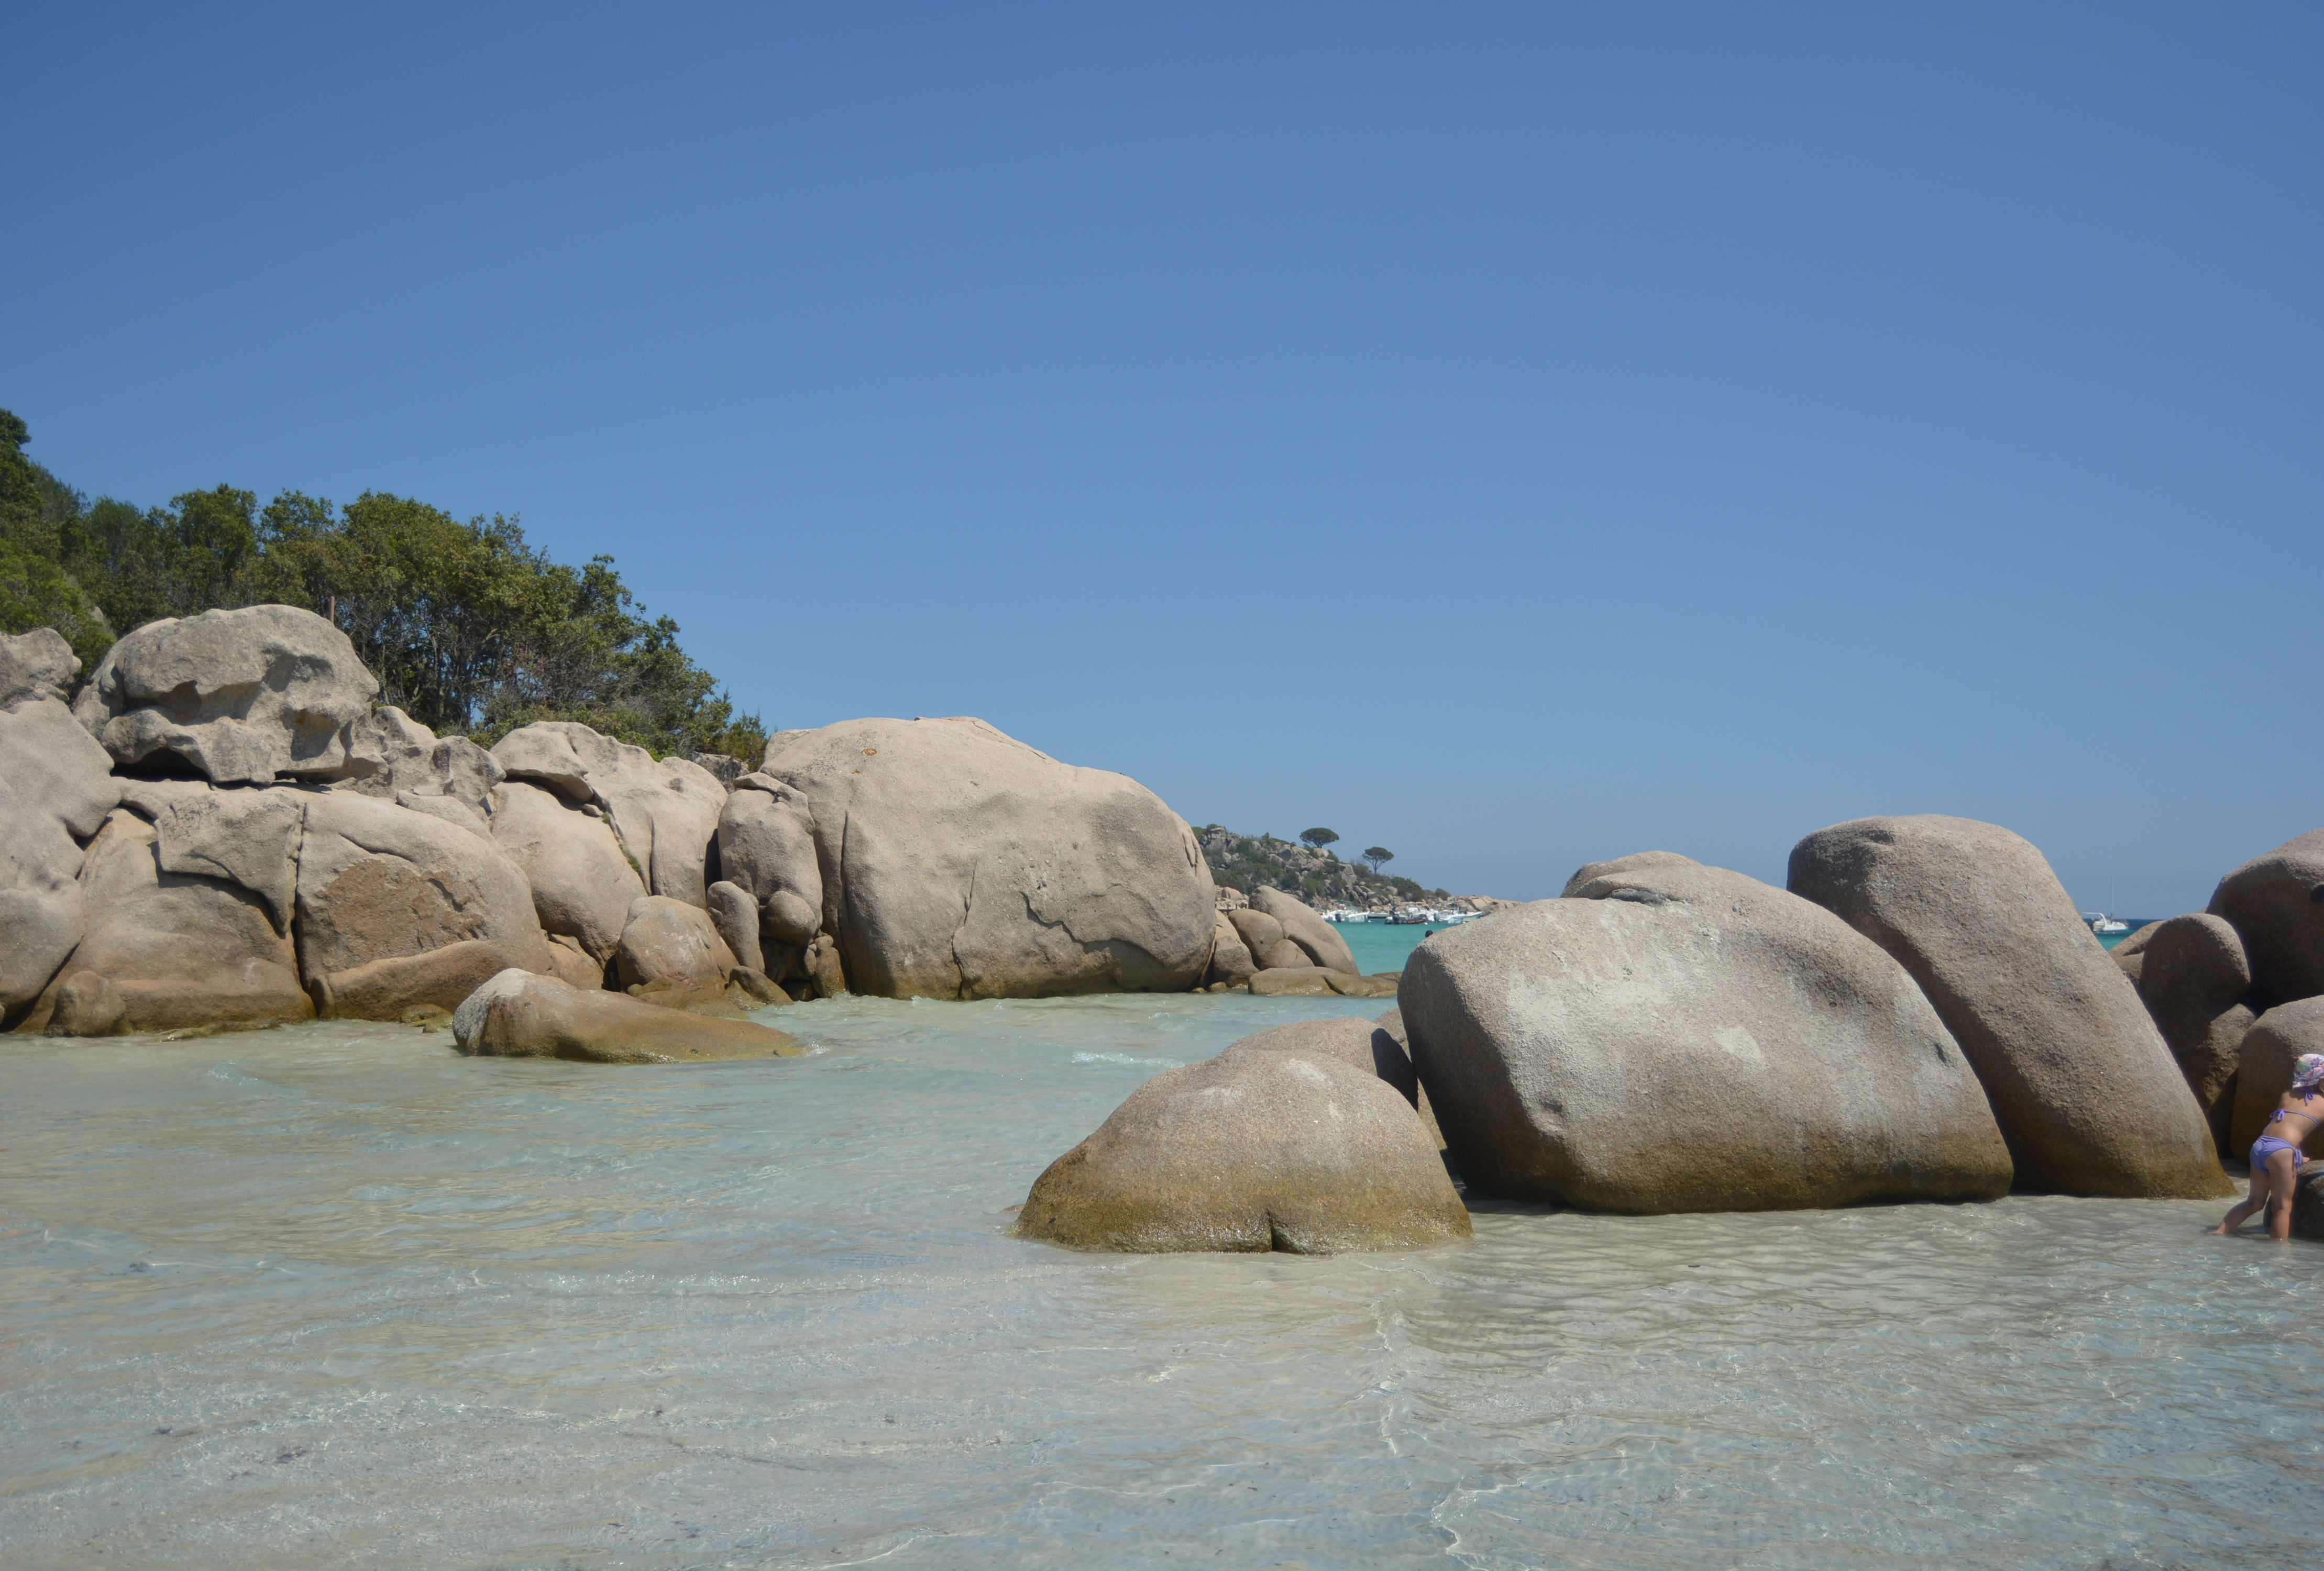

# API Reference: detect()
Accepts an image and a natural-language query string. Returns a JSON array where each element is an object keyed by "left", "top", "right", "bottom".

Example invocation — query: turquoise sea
[
  {"left": 3, "top": 992, "right": 2318, "bottom": 1569},
  {"left": 1335, "top": 917, "right": 1463, "bottom": 975}
]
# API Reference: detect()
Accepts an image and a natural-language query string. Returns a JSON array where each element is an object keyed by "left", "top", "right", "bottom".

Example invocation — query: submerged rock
[
  {"left": 451, "top": 969, "right": 802, "bottom": 1063},
  {"left": 757, "top": 716, "right": 1215, "bottom": 1000},
  {"left": 72, "top": 604, "right": 379, "bottom": 784},
  {"left": 1400, "top": 856, "right": 2014, "bottom": 1214},
  {"left": 1789, "top": 815, "right": 2231, "bottom": 1200},
  {"left": 1017, "top": 1046, "right": 1469, "bottom": 1253}
]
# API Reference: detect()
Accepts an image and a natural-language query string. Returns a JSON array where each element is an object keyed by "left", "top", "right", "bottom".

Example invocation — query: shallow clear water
[{"left": 3, "top": 993, "right": 2320, "bottom": 1570}]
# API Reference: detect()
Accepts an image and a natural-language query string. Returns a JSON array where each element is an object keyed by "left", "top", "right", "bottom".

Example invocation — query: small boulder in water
[
  {"left": 1017, "top": 1046, "right": 1469, "bottom": 1253},
  {"left": 452, "top": 969, "right": 802, "bottom": 1063}
]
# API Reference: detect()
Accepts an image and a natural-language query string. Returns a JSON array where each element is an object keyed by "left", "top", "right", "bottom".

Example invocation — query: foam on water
[{"left": 3, "top": 992, "right": 2320, "bottom": 1568}]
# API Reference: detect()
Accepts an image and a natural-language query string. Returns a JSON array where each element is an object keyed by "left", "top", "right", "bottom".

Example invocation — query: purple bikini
[{"left": 2251, "top": 1107, "right": 2317, "bottom": 1170}]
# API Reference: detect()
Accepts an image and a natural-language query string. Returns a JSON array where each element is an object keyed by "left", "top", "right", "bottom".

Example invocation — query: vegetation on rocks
[
  {"left": 0, "top": 409, "right": 764, "bottom": 761},
  {"left": 1199, "top": 825, "right": 1448, "bottom": 909}
]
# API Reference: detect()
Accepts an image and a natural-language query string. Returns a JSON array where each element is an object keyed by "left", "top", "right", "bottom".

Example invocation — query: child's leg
[
  {"left": 2266, "top": 1150, "right": 2302, "bottom": 1242},
  {"left": 2217, "top": 1163, "right": 2270, "bottom": 1234}
]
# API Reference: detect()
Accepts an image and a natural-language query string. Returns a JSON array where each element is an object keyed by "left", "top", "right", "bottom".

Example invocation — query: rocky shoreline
[{"left": 5, "top": 606, "right": 2320, "bottom": 1242}]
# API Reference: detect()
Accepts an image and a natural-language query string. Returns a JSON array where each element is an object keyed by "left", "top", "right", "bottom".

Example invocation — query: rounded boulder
[
  {"left": 757, "top": 716, "right": 1215, "bottom": 1000},
  {"left": 1017, "top": 1046, "right": 1469, "bottom": 1253},
  {"left": 1789, "top": 815, "right": 2231, "bottom": 1199},
  {"left": 2207, "top": 829, "right": 2324, "bottom": 1010},
  {"left": 1401, "top": 856, "right": 2015, "bottom": 1214}
]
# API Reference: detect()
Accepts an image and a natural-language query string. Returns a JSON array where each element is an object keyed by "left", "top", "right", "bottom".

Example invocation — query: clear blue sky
[{"left": 6, "top": 4, "right": 2317, "bottom": 911}]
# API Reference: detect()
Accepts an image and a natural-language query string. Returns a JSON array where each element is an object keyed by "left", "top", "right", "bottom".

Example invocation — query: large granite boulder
[
  {"left": 2135, "top": 913, "right": 2255, "bottom": 1152},
  {"left": 72, "top": 605, "right": 379, "bottom": 783},
  {"left": 1400, "top": 856, "right": 2014, "bottom": 1214},
  {"left": 490, "top": 721, "right": 725, "bottom": 907},
  {"left": 24, "top": 802, "right": 311, "bottom": 1034},
  {"left": 1249, "top": 887, "right": 1359, "bottom": 974},
  {"left": 0, "top": 626, "right": 79, "bottom": 706},
  {"left": 2208, "top": 830, "right": 2324, "bottom": 1011},
  {"left": 487, "top": 779, "right": 645, "bottom": 961},
  {"left": 0, "top": 690, "right": 120, "bottom": 1015},
  {"left": 452, "top": 969, "right": 802, "bottom": 1064},
  {"left": 296, "top": 790, "right": 555, "bottom": 1019},
  {"left": 2227, "top": 997, "right": 2324, "bottom": 1158},
  {"left": 757, "top": 716, "right": 1215, "bottom": 1000},
  {"left": 713, "top": 773, "right": 825, "bottom": 954},
  {"left": 613, "top": 894, "right": 738, "bottom": 992},
  {"left": 1016, "top": 1046, "right": 1469, "bottom": 1253},
  {"left": 1789, "top": 815, "right": 2230, "bottom": 1199}
]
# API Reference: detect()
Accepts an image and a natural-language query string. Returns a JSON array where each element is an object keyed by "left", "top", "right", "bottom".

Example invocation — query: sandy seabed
[{"left": 4, "top": 992, "right": 2320, "bottom": 1569}]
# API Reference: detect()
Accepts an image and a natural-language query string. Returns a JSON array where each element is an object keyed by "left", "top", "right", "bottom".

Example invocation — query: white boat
[{"left": 2086, "top": 878, "right": 2129, "bottom": 935}]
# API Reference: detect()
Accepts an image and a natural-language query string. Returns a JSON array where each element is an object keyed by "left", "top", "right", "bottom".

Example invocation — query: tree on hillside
[
  {"left": 1362, "top": 846, "right": 1393, "bottom": 873},
  {"left": 0, "top": 408, "right": 766, "bottom": 760},
  {"left": 1299, "top": 827, "right": 1339, "bottom": 850},
  {"left": 0, "top": 410, "right": 114, "bottom": 664}
]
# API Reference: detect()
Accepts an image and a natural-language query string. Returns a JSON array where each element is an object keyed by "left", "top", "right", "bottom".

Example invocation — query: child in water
[{"left": 2215, "top": 1052, "right": 2324, "bottom": 1243}]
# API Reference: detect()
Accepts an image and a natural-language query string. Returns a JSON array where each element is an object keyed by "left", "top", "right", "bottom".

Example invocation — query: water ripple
[{"left": 2, "top": 997, "right": 2319, "bottom": 1568}]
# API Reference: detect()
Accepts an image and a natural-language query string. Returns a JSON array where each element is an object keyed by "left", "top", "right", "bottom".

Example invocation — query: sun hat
[{"left": 2294, "top": 1054, "right": 2324, "bottom": 1094}]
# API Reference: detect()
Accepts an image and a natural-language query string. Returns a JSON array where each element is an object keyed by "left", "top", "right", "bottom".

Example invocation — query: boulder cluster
[
  {"left": 1028, "top": 814, "right": 2324, "bottom": 1255},
  {"left": 16, "top": 607, "right": 2312, "bottom": 1246},
  {"left": 1203, "top": 887, "right": 1400, "bottom": 998},
  {"left": 2, "top": 607, "right": 1230, "bottom": 1053},
  {"left": 2109, "top": 831, "right": 2324, "bottom": 1181}
]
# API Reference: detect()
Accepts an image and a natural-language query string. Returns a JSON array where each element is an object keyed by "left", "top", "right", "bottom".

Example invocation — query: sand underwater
[{"left": 4, "top": 990, "right": 2321, "bottom": 1569}]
